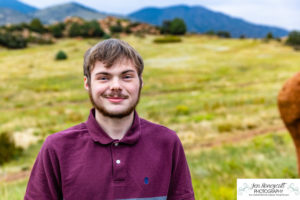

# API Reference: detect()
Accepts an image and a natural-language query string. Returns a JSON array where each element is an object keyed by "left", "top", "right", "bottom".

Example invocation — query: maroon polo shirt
[{"left": 25, "top": 109, "right": 195, "bottom": 200}]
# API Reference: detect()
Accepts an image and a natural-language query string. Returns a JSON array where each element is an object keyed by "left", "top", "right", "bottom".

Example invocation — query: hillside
[
  {"left": 0, "top": 36, "right": 299, "bottom": 199},
  {"left": 0, "top": 0, "right": 37, "bottom": 14},
  {"left": 33, "top": 2, "right": 108, "bottom": 24},
  {"left": 129, "top": 5, "right": 289, "bottom": 38},
  {"left": 0, "top": 8, "right": 32, "bottom": 25}
]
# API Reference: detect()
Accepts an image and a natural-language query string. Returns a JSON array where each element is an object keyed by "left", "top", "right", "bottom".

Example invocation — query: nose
[{"left": 110, "top": 77, "right": 122, "bottom": 91}]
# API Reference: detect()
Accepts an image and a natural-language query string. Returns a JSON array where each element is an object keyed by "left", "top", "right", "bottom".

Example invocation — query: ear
[
  {"left": 84, "top": 76, "right": 89, "bottom": 91},
  {"left": 140, "top": 77, "right": 144, "bottom": 88}
]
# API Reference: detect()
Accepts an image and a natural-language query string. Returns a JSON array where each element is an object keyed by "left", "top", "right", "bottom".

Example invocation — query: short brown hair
[{"left": 83, "top": 39, "right": 144, "bottom": 84}]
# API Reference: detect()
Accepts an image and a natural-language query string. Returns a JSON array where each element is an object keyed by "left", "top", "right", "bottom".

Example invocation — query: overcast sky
[{"left": 20, "top": 0, "right": 300, "bottom": 30}]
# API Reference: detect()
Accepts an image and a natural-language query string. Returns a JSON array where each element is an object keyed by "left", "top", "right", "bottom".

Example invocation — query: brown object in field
[{"left": 278, "top": 72, "right": 300, "bottom": 176}]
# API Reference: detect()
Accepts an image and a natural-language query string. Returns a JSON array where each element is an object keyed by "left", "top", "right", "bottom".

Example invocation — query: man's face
[{"left": 84, "top": 59, "right": 142, "bottom": 118}]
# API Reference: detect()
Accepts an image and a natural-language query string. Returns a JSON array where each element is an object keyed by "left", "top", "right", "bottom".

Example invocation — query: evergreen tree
[
  {"left": 266, "top": 32, "right": 274, "bottom": 40},
  {"left": 286, "top": 31, "right": 300, "bottom": 46},
  {"left": 110, "top": 21, "right": 123, "bottom": 34},
  {"left": 29, "top": 18, "right": 45, "bottom": 33},
  {"left": 169, "top": 18, "right": 186, "bottom": 35},
  {"left": 69, "top": 23, "right": 82, "bottom": 37},
  {"left": 217, "top": 31, "right": 231, "bottom": 38},
  {"left": 160, "top": 18, "right": 186, "bottom": 35},
  {"left": 49, "top": 23, "right": 65, "bottom": 38}
]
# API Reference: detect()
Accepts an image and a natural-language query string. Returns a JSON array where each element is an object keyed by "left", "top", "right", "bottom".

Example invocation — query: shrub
[
  {"left": 27, "top": 36, "right": 53, "bottom": 45},
  {"left": 49, "top": 23, "right": 65, "bottom": 38},
  {"left": 286, "top": 31, "right": 300, "bottom": 47},
  {"left": 161, "top": 18, "right": 187, "bottom": 35},
  {"left": 68, "top": 21, "right": 104, "bottom": 38},
  {"left": 205, "top": 30, "right": 215, "bottom": 35},
  {"left": 55, "top": 50, "right": 68, "bottom": 60},
  {"left": 103, "top": 33, "right": 111, "bottom": 39},
  {"left": 82, "top": 20, "right": 104, "bottom": 37},
  {"left": 266, "top": 32, "right": 274, "bottom": 40},
  {"left": 0, "top": 132, "right": 23, "bottom": 165},
  {"left": 110, "top": 21, "right": 123, "bottom": 34},
  {"left": 175, "top": 105, "right": 190, "bottom": 115},
  {"left": 217, "top": 31, "right": 231, "bottom": 38},
  {"left": 68, "top": 22, "right": 82, "bottom": 37},
  {"left": 29, "top": 18, "right": 46, "bottom": 33},
  {"left": 161, "top": 20, "right": 172, "bottom": 34},
  {"left": 124, "top": 26, "right": 132, "bottom": 34},
  {"left": 153, "top": 36, "right": 182, "bottom": 44},
  {"left": 0, "top": 32, "right": 27, "bottom": 49},
  {"left": 239, "top": 34, "right": 246, "bottom": 39}
]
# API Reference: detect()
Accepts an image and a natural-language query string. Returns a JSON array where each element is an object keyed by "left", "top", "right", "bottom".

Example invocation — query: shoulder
[
  {"left": 43, "top": 123, "right": 87, "bottom": 150},
  {"left": 139, "top": 118, "right": 181, "bottom": 145}
]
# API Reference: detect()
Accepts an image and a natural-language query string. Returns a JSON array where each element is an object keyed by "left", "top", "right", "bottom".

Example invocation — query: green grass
[{"left": 0, "top": 35, "right": 300, "bottom": 199}]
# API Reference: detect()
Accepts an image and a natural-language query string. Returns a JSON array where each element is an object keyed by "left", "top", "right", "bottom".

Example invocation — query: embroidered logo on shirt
[{"left": 144, "top": 177, "right": 149, "bottom": 184}]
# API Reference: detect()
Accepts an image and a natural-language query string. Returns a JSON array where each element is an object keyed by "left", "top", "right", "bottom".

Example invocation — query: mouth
[
  {"left": 103, "top": 94, "right": 128, "bottom": 103},
  {"left": 107, "top": 97, "right": 126, "bottom": 103}
]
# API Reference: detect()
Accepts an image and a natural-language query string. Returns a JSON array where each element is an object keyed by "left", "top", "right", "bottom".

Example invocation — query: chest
[{"left": 59, "top": 142, "right": 172, "bottom": 199}]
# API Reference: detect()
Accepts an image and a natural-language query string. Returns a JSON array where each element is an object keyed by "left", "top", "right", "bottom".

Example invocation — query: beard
[{"left": 88, "top": 85, "right": 142, "bottom": 119}]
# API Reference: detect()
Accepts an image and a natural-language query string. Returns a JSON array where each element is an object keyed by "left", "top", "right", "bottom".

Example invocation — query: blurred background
[{"left": 0, "top": 0, "right": 300, "bottom": 199}]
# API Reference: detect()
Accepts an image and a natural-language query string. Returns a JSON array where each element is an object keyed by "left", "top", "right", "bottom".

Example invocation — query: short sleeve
[
  {"left": 24, "top": 137, "right": 62, "bottom": 200},
  {"left": 167, "top": 136, "right": 195, "bottom": 200}
]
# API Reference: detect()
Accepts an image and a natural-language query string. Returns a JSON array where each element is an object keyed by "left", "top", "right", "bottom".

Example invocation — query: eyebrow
[
  {"left": 95, "top": 70, "right": 136, "bottom": 76},
  {"left": 121, "top": 70, "right": 135, "bottom": 74}
]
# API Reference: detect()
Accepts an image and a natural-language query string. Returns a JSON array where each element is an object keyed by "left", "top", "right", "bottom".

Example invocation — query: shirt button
[
  {"left": 116, "top": 160, "right": 121, "bottom": 164},
  {"left": 114, "top": 143, "right": 119, "bottom": 146}
]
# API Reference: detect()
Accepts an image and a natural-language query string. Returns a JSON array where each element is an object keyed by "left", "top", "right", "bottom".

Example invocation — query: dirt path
[
  {"left": 0, "top": 170, "right": 30, "bottom": 183},
  {"left": 187, "top": 125, "right": 286, "bottom": 153},
  {"left": 1, "top": 125, "right": 288, "bottom": 183}
]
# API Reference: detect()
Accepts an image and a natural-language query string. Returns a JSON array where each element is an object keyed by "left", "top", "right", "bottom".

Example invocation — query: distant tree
[
  {"left": 160, "top": 18, "right": 186, "bottom": 35},
  {"left": 266, "top": 32, "right": 274, "bottom": 40},
  {"left": 110, "top": 21, "right": 123, "bottom": 34},
  {"left": 84, "top": 20, "right": 104, "bottom": 37},
  {"left": 103, "top": 33, "right": 111, "bottom": 39},
  {"left": 286, "top": 31, "right": 300, "bottom": 46},
  {"left": 49, "top": 23, "right": 65, "bottom": 38},
  {"left": 29, "top": 18, "right": 45, "bottom": 33},
  {"left": 160, "top": 20, "right": 172, "bottom": 34},
  {"left": 205, "top": 30, "right": 215, "bottom": 35},
  {"left": 6, "top": 24, "right": 24, "bottom": 31},
  {"left": 0, "top": 32, "right": 27, "bottom": 49},
  {"left": 68, "top": 22, "right": 82, "bottom": 37},
  {"left": 169, "top": 18, "right": 186, "bottom": 35},
  {"left": 68, "top": 21, "right": 105, "bottom": 38},
  {"left": 239, "top": 34, "right": 246, "bottom": 39},
  {"left": 217, "top": 31, "right": 231, "bottom": 38}
]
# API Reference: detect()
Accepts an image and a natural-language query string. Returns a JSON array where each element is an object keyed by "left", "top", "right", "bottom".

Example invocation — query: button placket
[{"left": 111, "top": 143, "right": 126, "bottom": 182}]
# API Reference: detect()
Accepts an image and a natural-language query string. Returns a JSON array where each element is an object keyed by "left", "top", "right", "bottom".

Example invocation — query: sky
[{"left": 20, "top": 0, "right": 300, "bottom": 31}]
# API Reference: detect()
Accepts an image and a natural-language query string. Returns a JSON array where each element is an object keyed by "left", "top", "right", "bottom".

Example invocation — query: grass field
[{"left": 0, "top": 35, "right": 300, "bottom": 199}]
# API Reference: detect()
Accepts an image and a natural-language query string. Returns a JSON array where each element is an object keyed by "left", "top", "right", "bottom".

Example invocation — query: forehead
[{"left": 91, "top": 59, "right": 137, "bottom": 75}]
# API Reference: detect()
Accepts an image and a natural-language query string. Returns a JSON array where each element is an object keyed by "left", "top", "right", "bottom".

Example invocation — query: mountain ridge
[
  {"left": 33, "top": 2, "right": 108, "bottom": 24},
  {"left": 129, "top": 5, "right": 289, "bottom": 38},
  {"left": 0, "top": 2, "right": 289, "bottom": 38},
  {"left": 0, "top": 0, "right": 37, "bottom": 14}
]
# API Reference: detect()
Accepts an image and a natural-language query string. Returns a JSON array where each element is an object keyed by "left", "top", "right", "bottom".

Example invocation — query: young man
[{"left": 25, "top": 39, "right": 195, "bottom": 200}]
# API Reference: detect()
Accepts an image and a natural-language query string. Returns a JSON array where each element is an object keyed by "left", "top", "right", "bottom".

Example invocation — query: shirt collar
[{"left": 85, "top": 108, "right": 141, "bottom": 145}]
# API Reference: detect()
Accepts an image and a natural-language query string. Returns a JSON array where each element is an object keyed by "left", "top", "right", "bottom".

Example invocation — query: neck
[{"left": 95, "top": 110, "right": 135, "bottom": 140}]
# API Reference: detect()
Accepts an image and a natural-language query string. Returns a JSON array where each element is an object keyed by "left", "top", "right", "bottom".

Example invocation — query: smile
[{"left": 107, "top": 97, "right": 126, "bottom": 103}]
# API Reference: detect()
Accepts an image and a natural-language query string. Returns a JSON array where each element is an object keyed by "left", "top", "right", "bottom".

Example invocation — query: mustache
[{"left": 102, "top": 93, "right": 129, "bottom": 98}]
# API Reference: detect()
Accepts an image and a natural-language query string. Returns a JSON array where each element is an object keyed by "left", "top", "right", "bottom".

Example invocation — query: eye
[
  {"left": 123, "top": 74, "right": 133, "bottom": 79},
  {"left": 97, "top": 76, "right": 109, "bottom": 81}
]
